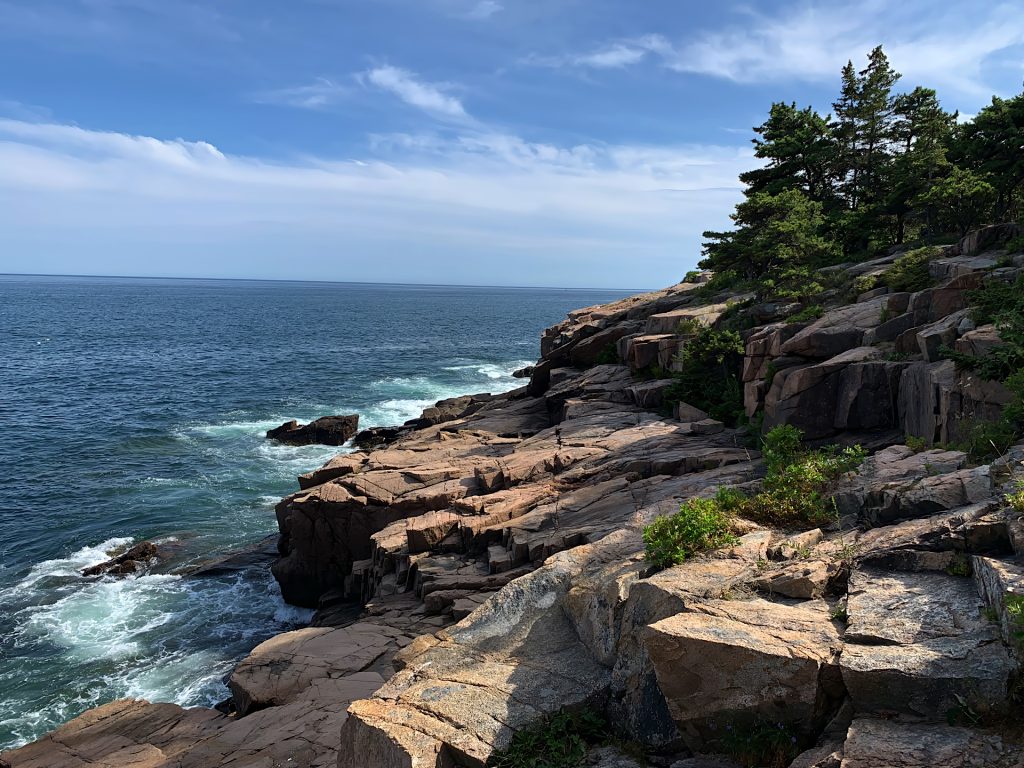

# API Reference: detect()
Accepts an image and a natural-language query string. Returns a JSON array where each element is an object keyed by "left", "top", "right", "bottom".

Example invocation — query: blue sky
[{"left": 1, "top": 1, "right": 1023, "bottom": 288}]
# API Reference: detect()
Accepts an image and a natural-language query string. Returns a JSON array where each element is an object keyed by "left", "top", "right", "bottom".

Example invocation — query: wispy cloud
[
  {"left": 527, "top": 1, "right": 1024, "bottom": 97},
  {"left": 524, "top": 36, "right": 667, "bottom": 70},
  {"left": 465, "top": 1, "right": 503, "bottom": 20},
  {"left": 361, "top": 65, "right": 469, "bottom": 120},
  {"left": 0, "top": 118, "right": 750, "bottom": 286},
  {"left": 662, "top": 1, "right": 1024, "bottom": 95},
  {"left": 252, "top": 78, "right": 349, "bottom": 109}
]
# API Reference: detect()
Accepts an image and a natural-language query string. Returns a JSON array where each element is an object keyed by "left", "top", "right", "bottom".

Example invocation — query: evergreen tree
[
  {"left": 740, "top": 102, "right": 836, "bottom": 205},
  {"left": 952, "top": 91, "right": 1024, "bottom": 221},
  {"left": 697, "top": 45, "right": 1020, "bottom": 304},
  {"left": 920, "top": 167, "right": 997, "bottom": 237},
  {"left": 885, "top": 87, "right": 956, "bottom": 242},
  {"left": 830, "top": 46, "right": 901, "bottom": 252},
  {"left": 700, "top": 189, "right": 838, "bottom": 299}
]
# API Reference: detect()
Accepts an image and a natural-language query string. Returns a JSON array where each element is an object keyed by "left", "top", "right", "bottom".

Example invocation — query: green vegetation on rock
[
  {"left": 881, "top": 246, "right": 941, "bottom": 292},
  {"left": 698, "top": 44, "right": 1024, "bottom": 304},
  {"left": 718, "top": 719, "right": 802, "bottom": 768},
  {"left": 643, "top": 494, "right": 740, "bottom": 570},
  {"left": 662, "top": 323, "right": 745, "bottom": 425},
  {"left": 487, "top": 710, "right": 628, "bottom": 768},
  {"left": 643, "top": 427, "right": 865, "bottom": 568},
  {"left": 945, "top": 274, "right": 1024, "bottom": 459}
]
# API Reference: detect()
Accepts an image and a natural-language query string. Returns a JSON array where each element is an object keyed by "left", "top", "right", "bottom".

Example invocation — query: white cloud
[
  {"left": 362, "top": 65, "right": 469, "bottom": 120},
  {"left": 528, "top": 2, "right": 1024, "bottom": 98},
  {"left": 661, "top": 1, "right": 1024, "bottom": 96},
  {"left": 525, "top": 35, "right": 668, "bottom": 70},
  {"left": 465, "top": 1, "right": 503, "bottom": 20},
  {"left": 0, "top": 118, "right": 751, "bottom": 286},
  {"left": 252, "top": 78, "right": 349, "bottom": 110}
]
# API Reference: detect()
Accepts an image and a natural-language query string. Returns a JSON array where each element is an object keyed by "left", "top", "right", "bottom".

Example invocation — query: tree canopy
[{"left": 700, "top": 45, "right": 1023, "bottom": 300}]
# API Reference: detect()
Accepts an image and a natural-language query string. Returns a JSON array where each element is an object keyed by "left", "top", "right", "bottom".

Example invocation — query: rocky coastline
[{"left": 4, "top": 225, "right": 1024, "bottom": 768}]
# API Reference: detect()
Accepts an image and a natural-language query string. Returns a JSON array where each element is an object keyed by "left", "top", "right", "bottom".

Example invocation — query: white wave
[
  {"left": 442, "top": 359, "right": 532, "bottom": 380},
  {"left": 1, "top": 537, "right": 134, "bottom": 597}
]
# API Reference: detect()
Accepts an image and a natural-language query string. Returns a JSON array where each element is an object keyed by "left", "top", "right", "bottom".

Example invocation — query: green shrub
[
  {"left": 1004, "top": 234, "right": 1024, "bottom": 254},
  {"left": 594, "top": 343, "right": 620, "bottom": 366},
  {"left": 946, "top": 554, "right": 972, "bottom": 577},
  {"left": 664, "top": 325, "right": 745, "bottom": 425},
  {"left": 744, "top": 426, "right": 866, "bottom": 528},
  {"left": 643, "top": 496, "right": 739, "bottom": 569},
  {"left": 905, "top": 435, "right": 929, "bottom": 453},
  {"left": 717, "top": 720, "right": 801, "bottom": 768},
  {"left": 1006, "top": 593, "right": 1024, "bottom": 650},
  {"left": 852, "top": 274, "right": 879, "bottom": 295},
  {"left": 1007, "top": 480, "right": 1024, "bottom": 513},
  {"left": 683, "top": 270, "right": 702, "bottom": 283},
  {"left": 789, "top": 304, "right": 824, "bottom": 323},
  {"left": 643, "top": 427, "right": 866, "bottom": 567},
  {"left": 944, "top": 276, "right": 1024, "bottom": 457},
  {"left": 881, "top": 246, "right": 940, "bottom": 292},
  {"left": 960, "top": 418, "right": 1018, "bottom": 462},
  {"left": 488, "top": 710, "right": 606, "bottom": 768}
]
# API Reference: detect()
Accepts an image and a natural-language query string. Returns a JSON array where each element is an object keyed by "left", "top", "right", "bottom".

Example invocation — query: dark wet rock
[
  {"left": 266, "top": 415, "right": 359, "bottom": 446},
  {"left": 186, "top": 535, "right": 279, "bottom": 578},
  {"left": 81, "top": 541, "right": 161, "bottom": 577}
]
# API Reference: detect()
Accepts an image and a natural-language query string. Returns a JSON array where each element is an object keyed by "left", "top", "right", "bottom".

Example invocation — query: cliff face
[{"left": 4, "top": 227, "right": 1024, "bottom": 768}]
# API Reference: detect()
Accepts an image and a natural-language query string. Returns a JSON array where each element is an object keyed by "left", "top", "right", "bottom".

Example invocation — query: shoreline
[{"left": 5, "top": 247, "right": 1024, "bottom": 767}]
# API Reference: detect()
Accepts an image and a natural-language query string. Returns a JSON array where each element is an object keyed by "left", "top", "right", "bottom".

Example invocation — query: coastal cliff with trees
[{"left": 4, "top": 47, "right": 1024, "bottom": 768}]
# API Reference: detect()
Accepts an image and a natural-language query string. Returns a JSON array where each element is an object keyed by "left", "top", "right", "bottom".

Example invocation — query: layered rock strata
[{"left": 5, "top": 228, "right": 1024, "bottom": 768}]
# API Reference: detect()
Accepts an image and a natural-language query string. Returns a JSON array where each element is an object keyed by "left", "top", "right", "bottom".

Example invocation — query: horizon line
[{"left": 0, "top": 271, "right": 652, "bottom": 293}]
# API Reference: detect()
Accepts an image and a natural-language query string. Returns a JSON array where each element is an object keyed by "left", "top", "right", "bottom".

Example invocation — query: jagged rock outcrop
[
  {"left": 80, "top": 541, "right": 162, "bottom": 577},
  {"left": 267, "top": 415, "right": 360, "bottom": 446},
  {"left": 6, "top": 227, "right": 1024, "bottom": 768}
]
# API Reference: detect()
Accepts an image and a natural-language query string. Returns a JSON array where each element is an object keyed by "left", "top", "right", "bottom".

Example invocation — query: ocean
[{"left": 0, "top": 274, "right": 633, "bottom": 750}]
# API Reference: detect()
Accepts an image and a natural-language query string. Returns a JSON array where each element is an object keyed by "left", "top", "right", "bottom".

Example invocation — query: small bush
[
  {"left": 488, "top": 710, "right": 606, "bottom": 768},
  {"left": 960, "top": 418, "right": 1018, "bottom": 462},
  {"left": 1006, "top": 593, "right": 1024, "bottom": 650},
  {"left": 881, "top": 246, "right": 940, "bottom": 292},
  {"left": 683, "top": 269, "right": 702, "bottom": 283},
  {"left": 744, "top": 426, "right": 866, "bottom": 528},
  {"left": 1007, "top": 481, "right": 1024, "bottom": 514},
  {"left": 594, "top": 343, "right": 620, "bottom": 366},
  {"left": 852, "top": 274, "right": 879, "bottom": 295},
  {"left": 946, "top": 555, "right": 972, "bottom": 577},
  {"left": 643, "top": 427, "right": 866, "bottom": 567},
  {"left": 1005, "top": 234, "right": 1024, "bottom": 254},
  {"left": 789, "top": 304, "right": 824, "bottom": 323},
  {"left": 643, "top": 497, "right": 739, "bottom": 569},
  {"left": 718, "top": 720, "right": 801, "bottom": 768},
  {"left": 664, "top": 325, "right": 745, "bottom": 425},
  {"left": 905, "top": 435, "right": 929, "bottom": 453}
]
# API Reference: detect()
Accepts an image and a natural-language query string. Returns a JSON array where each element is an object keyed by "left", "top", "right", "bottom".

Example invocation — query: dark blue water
[{"left": 0, "top": 275, "right": 632, "bottom": 750}]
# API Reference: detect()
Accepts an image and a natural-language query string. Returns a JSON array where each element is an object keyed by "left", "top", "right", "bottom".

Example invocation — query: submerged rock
[
  {"left": 81, "top": 541, "right": 161, "bottom": 577},
  {"left": 266, "top": 414, "right": 359, "bottom": 446}
]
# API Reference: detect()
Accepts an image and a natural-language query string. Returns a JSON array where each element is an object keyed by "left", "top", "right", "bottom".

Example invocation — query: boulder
[
  {"left": 644, "top": 598, "right": 842, "bottom": 750},
  {"left": 837, "top": 717, "right": 1010, "bottom": 768},
  {"left": 228, "top": 623, "right": 395, "bottom": 715},
  {"left": 840, "top": 568, "right": 1015, "bottom": 718},
  {"left": 764, "top": 347, "right": 903, "bottom": 438},
  {"left": 954, "top": 324, "right": 1003, "bottom": 359},
  {"left": 266, "top": 415, "right": 359, "bottom": 446},
  {"left": 752, "top": 559, "right": 835, "bottom": 599},
  {"left": 957, "top": 222, "right": 1022, "bottom": 255},
  {"left": 780, "top": 298, "right": 890, "bottom": 359},
  {"left": 81, "top": 541, "right": 161, "bottom": 578}
]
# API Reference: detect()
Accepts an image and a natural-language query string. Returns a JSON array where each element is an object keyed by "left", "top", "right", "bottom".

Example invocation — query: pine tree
[
  {"left": 740, "top": 102, "right": 836, "bottom": 205},
  {"left": 886, "top": 87, "right": 956, "bottom": 242},
  {"left": 952, "top": 91, "right": 1024, "bottom": 221},
  {"left": 830, "top": 46, "right": 901, "bottom": 253}
]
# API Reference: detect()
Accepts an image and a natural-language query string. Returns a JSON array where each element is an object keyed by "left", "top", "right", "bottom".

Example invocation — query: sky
[{"left": 0, "top": 1, "right": 1023, "bottom": 288}]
